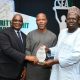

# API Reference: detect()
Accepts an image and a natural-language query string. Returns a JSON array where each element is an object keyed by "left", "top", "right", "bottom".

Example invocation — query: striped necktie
[{"left": 17, "top": 31, "right": 23, "bottom": 46}]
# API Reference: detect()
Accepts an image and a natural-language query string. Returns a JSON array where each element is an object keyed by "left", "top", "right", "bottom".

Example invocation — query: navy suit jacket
[{"left": 0, "top": 27, "right": 26, "bottom": 79}]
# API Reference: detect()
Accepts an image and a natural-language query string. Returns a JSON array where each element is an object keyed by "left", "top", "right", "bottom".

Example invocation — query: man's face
[
  {"left": 78, "top": 16, "right": 80, "bottom": 27},
  {"left": 12, "top": 14, "right": 23, "bottom": 30},
  {"left": 36, "top": 13, "right": 47, "bottom": 30},
  {"left": 66, "top": 12, "right": 78, "bottom": 31}
]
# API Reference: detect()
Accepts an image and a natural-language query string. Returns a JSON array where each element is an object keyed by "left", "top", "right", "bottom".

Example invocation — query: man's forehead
[{"left": 12, "top": 14, "right": 23, "bottom": 20}]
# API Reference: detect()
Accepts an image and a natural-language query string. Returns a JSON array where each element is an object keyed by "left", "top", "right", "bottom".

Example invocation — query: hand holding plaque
[{"left": 36, "top": 45, "right": 46, "bottom": 65}]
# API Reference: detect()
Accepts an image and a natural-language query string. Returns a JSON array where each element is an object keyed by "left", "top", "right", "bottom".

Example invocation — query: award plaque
[{"left": 36, "top": 45, "right": 46, "bottom": 64}]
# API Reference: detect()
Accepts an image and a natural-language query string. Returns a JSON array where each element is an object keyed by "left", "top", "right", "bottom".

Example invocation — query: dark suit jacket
[{"left": 0, "top": 27, "right": 26, "bottom": 79}]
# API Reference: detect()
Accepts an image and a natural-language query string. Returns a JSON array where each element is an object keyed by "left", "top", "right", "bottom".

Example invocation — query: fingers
[
  {"left": 45, "top": 47, "right": 50, "bottom": 53},
  {"left": 45, "top": 59, "right": 54, "bottom": 66},
  {"left": 25, "top": 55, "right": 39, "bottom": 64},
  {"left": 20, "top": 67, "right": 27, "bottom": 80},
  {"left": 33, "top": 57, "right": 39, "bottom": 64}
]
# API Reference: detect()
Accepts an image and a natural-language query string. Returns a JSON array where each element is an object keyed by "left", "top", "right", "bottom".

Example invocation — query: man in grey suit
[{"left": 0, "top": 14, "right": 38, "bottom": 80}]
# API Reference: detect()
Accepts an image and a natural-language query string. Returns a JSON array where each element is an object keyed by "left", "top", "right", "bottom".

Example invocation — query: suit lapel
[
  {"left": 10, "top": 27, "right": 26, "bottom": 52},
  {"left": 10, "top": 27, "right": 22, "bottom": 49}
]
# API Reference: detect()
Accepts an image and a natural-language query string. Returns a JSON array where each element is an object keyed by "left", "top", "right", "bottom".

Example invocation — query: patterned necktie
[{"left": 17, "top": 31, "right": 23, "bottom": 46}]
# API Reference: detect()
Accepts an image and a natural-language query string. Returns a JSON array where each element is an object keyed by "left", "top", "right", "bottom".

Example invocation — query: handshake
[
  {"left": 25, "top": 55, "right": 54, "bottom": 66},
  {"left": 24, "top": 47, "right": 54, "bottom": 66},
  {"left": 25, "top": 55, "right": 39, "bottom": 64}
]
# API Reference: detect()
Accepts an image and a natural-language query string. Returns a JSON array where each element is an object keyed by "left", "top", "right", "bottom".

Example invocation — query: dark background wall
[{"left": 14, "top": 0, "right": 80, "bottom": 36}]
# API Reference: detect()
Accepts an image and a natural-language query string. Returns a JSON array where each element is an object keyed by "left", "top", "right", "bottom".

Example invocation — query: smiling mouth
[{"left": 69, "top": 23, "right": 74, "bottom": 25}]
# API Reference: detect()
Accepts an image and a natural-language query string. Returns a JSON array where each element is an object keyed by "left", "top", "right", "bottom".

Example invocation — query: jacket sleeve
[
  {"left": 59, "top": 34, "right": 80, "bottom": 68},
  {"left": 25, "top": 33, "right": 32, "bottom": 55},
  {"left": 0, "top": 32, "right": 26, "bottom": 64}
]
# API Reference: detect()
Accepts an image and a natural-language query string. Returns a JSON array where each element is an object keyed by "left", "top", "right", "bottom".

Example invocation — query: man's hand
[
  {"left": 44, "top": 59, "right": 54, "bottom": 66},
  {"left": 20, "top": 67, "right": 27, "bottom": 80},
  {"left": 45, "top": 59, "right": 59, "bottom": 66},
  {"left": 25, "top": 55, "right": 39, "bottom": 64},
  {"left": 45, "top": 47, "right": 50, "bottom": 53}
]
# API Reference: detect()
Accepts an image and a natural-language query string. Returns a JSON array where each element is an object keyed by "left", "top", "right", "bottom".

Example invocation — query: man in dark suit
[{"left": 0, "top": 14, "right": 38, "bottom": 80}]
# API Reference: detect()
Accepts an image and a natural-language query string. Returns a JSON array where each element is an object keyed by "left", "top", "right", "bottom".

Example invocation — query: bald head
[
  {"left": 11, "top": 14, "right": 23, "bottom": 30},
  {"left": 12, "top": 14, "right": 23, "bottom": 22}
]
